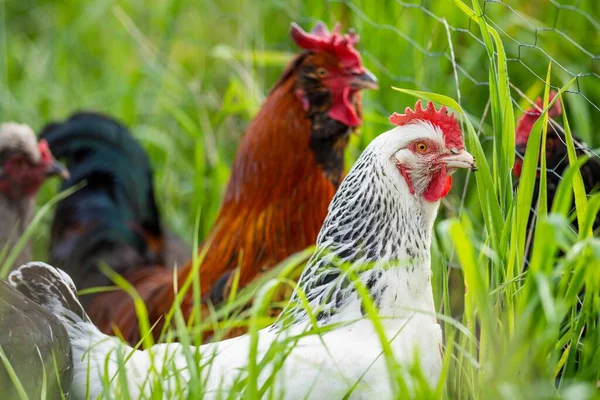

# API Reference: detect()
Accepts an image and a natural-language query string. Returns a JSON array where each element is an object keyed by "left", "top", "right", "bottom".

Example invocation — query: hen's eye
[
  {"left": 11, "top": 159, "right": 25, "bottom": 169},
  {"left": 316, "top": 68, "right": 328, "bottom": 78},
  {"left": 415, "top": 142, "right": 429, "bottom": 153}
]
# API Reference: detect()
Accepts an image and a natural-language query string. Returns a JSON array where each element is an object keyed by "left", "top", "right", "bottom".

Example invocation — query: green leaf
[
  {"left": 581, "top": 193, "right": 600, "bottom": 236},
  {"left": 448, "top": 219, "right": 493, "bottom": 342},
  {"left": 550, "top": 154, "right": 589, "bottom": 219},
  {"left": 558, "top": 92, "right": 591, "bottom": 238},
  {"left": 0, "top": 183, "right": 85, "bottom": 278},
  {"left": 391, "top": 87, "right": 464, "bottom": 113},
  {"left": 514, "top": 77, "right": 576, "bottom": 267},
  {"left": 0, "top": 346, "right": 29, "bottom": 400}
]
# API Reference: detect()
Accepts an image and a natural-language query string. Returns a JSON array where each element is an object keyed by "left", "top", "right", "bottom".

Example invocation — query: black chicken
[
  {"left": 514, "top": 91, "right": 600, "bottom": 238},
  {"left": 40, "top": 112, "right": 190, "bottom": 307}
]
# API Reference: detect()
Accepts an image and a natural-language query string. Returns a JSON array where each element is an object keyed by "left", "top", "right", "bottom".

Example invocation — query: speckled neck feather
[{"left": 275, "top": 139, "right": 438, "bottom": 330}]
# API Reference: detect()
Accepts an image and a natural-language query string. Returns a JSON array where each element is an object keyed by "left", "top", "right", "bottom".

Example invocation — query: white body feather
[{"left": 65, "top": 312, "right": 440, "bottom": 399}]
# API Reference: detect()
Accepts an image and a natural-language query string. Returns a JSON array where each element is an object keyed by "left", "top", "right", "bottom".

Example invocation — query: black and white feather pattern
[{"left": 274, "top": 146, "right": 432, "bottom": 329}]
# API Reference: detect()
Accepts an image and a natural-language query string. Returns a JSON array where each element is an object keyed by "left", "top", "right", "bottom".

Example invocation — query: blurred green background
[
  {"left": 2, "top": 1, "right": 600, "bottom": 396},
  {"left": 1, "top": 0, "right": 599, "bottom": 257}
]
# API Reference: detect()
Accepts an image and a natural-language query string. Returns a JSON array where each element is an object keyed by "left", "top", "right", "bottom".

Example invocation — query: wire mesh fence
[
  {"left": 331, "top": 0, "right": 600, "bottom": 236},
  {"left": 271, "top": 0, "right": 599, "bottom": 191},
  {"left": 269, "top": 0, "right": 600, "bottom": 266},
  {"left": 343, "top": 0, "right": 599, "bottom": 135},
  {"left": 1, "top": 0, "right": 598, "bottom": 251}
]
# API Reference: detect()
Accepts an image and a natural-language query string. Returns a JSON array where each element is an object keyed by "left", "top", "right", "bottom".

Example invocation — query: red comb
[
  {"left": 290, "top": 21, "right": 363, "bottom": 71},
  {"left": 389, "top": 100, "right": 463, "bottom": 149},
  {"left": 515, "top": 90, "right": 562, "bottom": 146},
  {"left": 38, "top": 139, "right": 53, "bottom": 163},
  {"left": 531, "top": 90, "right": 562, "bottom": 118}
]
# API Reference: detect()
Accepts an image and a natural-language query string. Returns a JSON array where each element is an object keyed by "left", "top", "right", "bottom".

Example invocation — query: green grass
[{"left": 1, "top": 0, "right": 599, "bottom": 398}]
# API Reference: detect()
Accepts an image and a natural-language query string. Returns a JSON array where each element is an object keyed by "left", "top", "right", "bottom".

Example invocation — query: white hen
[{"left": 9, "top": 100, "right": 476, "bottom": 399}]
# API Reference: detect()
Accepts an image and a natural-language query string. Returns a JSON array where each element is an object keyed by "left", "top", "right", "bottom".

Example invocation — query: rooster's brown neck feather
[
  {"left": 190, "top": 54, "right": 353, "bottom": 300},
  {"left": 89, "top": 55, "right": 360, "bottom": 343}
]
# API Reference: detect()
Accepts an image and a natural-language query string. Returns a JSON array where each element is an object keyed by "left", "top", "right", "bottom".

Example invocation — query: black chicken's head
[{"left": 289, "top": 21, "right": 378, "bottom": 130}]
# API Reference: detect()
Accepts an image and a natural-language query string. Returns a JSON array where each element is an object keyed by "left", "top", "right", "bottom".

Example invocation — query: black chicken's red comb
[
  {"left": 515, "top": 90, "right": 563, "bottom": 145},
  {"left": 528, "top": 90, "right": 562, "bottom": 118}
]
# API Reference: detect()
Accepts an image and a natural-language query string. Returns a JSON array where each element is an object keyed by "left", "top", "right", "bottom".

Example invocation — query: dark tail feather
[
  {"left": 9, "top": 262, "right": 112, "bottom": 370},
  {"left": 40, "top": 112, "right": 166, "bottom": 294}
]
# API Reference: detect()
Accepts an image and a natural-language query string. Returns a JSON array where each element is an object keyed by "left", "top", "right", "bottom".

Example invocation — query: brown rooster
[
  {"left": 0, "top": 122, "right": 69, "bottom": 270},
  {"left": 44, "top": 21, "right": 377, "bottom": 344}
]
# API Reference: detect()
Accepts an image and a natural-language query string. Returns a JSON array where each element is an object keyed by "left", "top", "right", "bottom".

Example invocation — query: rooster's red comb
[
  {"left": 290, "top": 21, "right": 364, "bottom": 72},
  {"left": 389, "top": 100, "right": 463, "bottom": 149}
]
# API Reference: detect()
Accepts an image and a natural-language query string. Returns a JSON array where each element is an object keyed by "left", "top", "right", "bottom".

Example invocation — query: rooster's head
[{"left": 289, "top": 21, "right": 378, "bottom": 129}]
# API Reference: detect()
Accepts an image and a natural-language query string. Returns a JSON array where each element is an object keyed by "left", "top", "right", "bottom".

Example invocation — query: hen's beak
[
  {"left": 351, "top": 69, "right": 378, "bottom": 90},
  {"left": 441, "top": 149, "right": 477, "bottom": 172},
  {"left": 46, "top": 160, "right": 70, "bottom": 180}
]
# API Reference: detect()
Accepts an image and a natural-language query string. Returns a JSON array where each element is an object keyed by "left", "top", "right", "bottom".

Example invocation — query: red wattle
[
  {"left": 423, "top": 166, "right": 450, "bottom": 203},
  {"left": 441, "top": 175, "right": 452, "bottom": 198},
  {"left": 328, "top": 86, "right": 360, "bottom": 127}
]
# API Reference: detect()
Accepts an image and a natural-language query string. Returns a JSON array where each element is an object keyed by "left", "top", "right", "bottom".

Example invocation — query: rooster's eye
[
  {"left": 316, "top": 68, "right": 328, "bottom": 78},
  {"left": 415, "top": 142, "right": 429, "bottom": 153}
]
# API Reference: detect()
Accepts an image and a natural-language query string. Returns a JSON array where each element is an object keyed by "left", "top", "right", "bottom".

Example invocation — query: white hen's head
[
  {"left": 315, "top": 100, "right": 477, "bottom": 259},
  {"left": 0, "top": 122, "right": 69, "bottom": 200},
  {"left": 370, "top": 100, "right": 476, "bottom": 204}
]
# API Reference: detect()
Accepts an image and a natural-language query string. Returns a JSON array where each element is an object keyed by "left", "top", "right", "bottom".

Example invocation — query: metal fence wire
[
  {"left": 277, "top": 0, "right": 599, "bottom": 145},
  {"left": 274, "top": 0, "right": 599, "bottom": 265}
]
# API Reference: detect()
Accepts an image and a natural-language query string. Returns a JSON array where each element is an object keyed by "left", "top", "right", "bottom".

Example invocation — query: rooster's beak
[
  {"left": 441, "top": 149, "right": 477, "bottom": 172},
  {"left": 46, "top": 160, "right": 70, "bottom": 180},
  {"left": 351, "top": 69, "right": 378, "bottom": 90}
]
